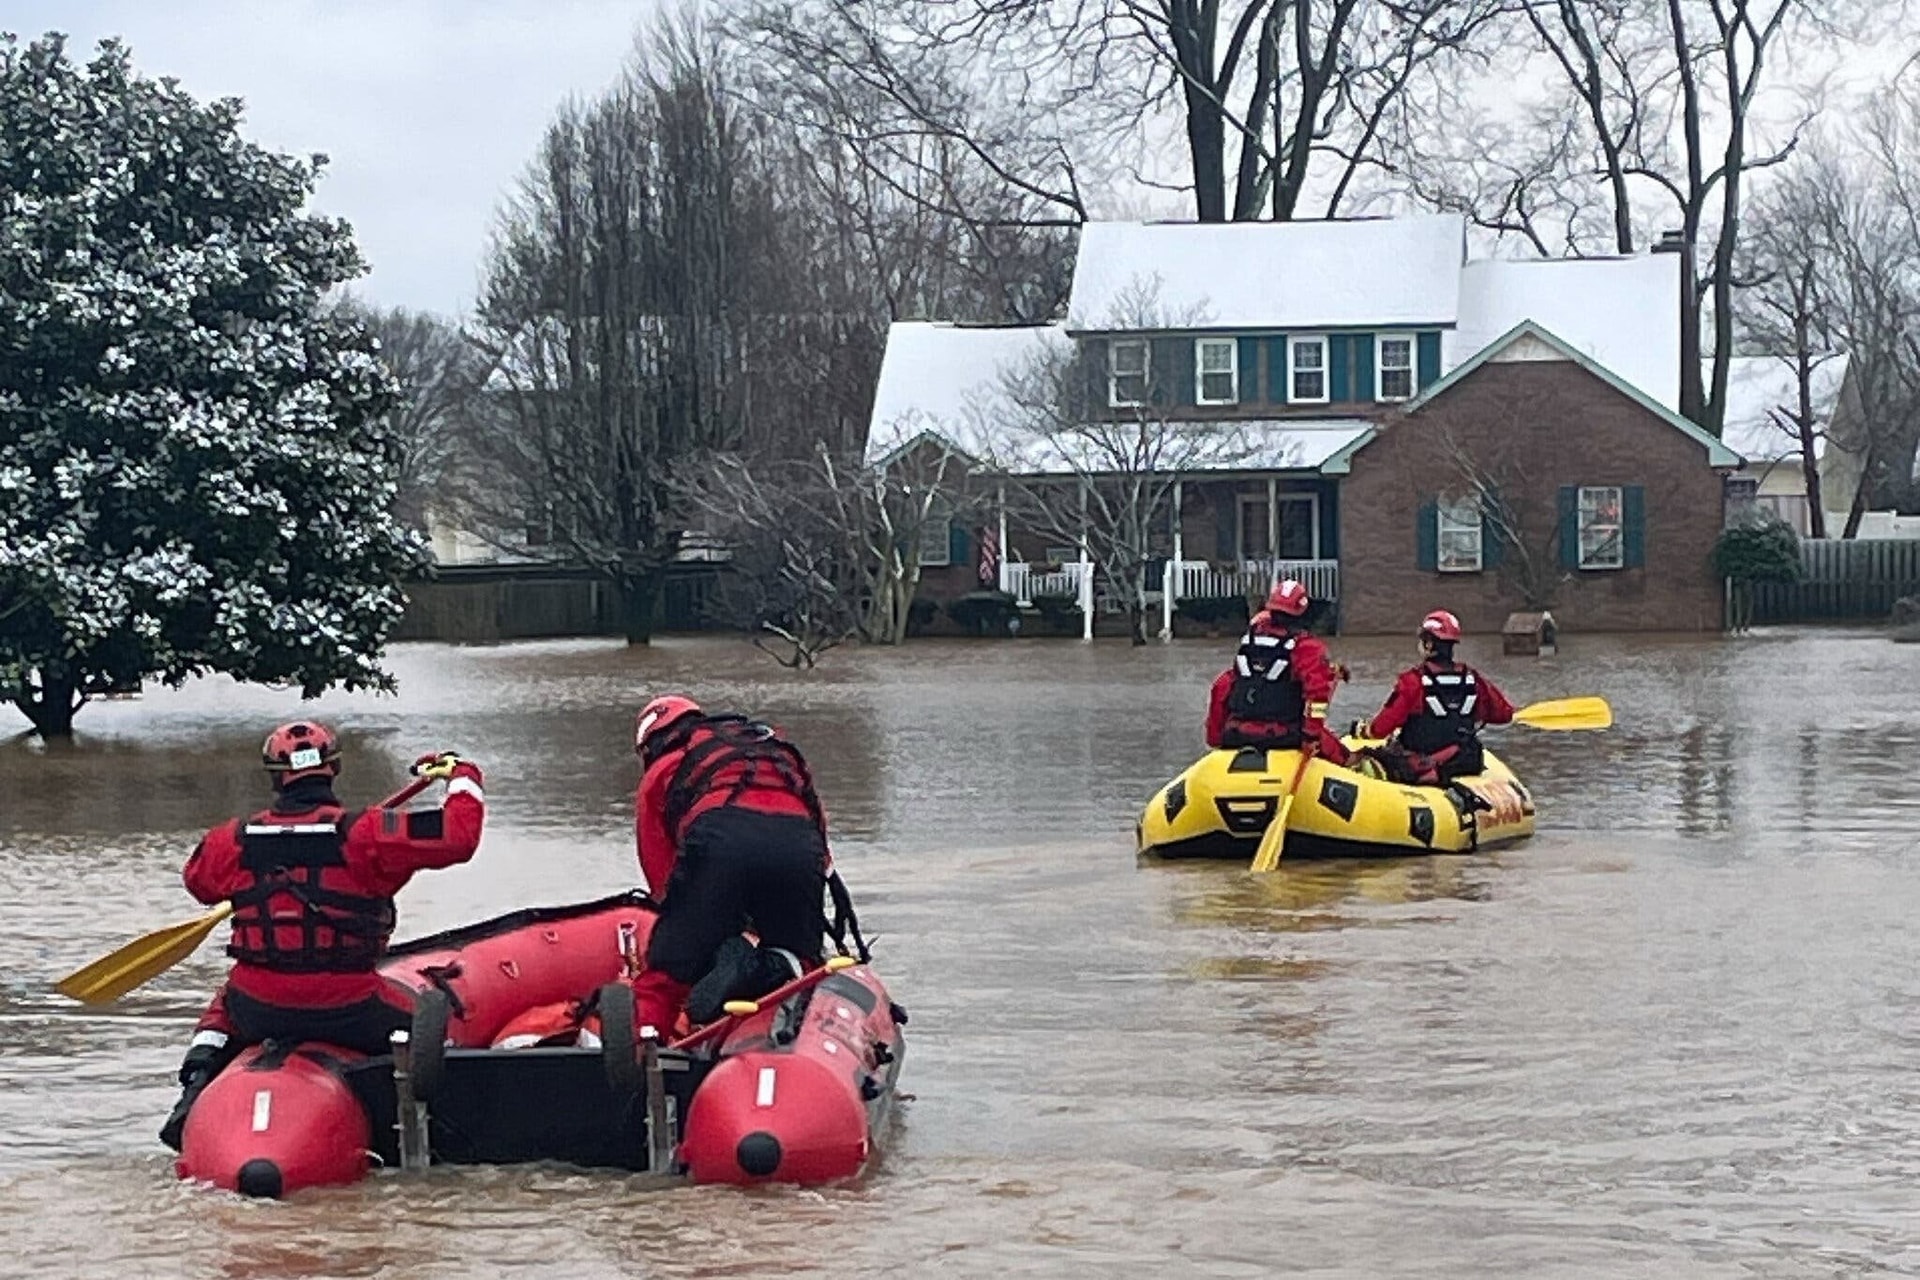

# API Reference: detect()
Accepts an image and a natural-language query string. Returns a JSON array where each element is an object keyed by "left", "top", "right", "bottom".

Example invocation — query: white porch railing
[
  {"left": 998, "top": 560, "right": 1097, "bottom": 639},
  {"left": 1171, "top": 559, "right": 1339, "bottom": 603}
]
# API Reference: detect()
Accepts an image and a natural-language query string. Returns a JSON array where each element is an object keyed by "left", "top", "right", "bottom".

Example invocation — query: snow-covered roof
[
  {"left": 1451, "top": 255, "right": 1681, "bottom": 410},
  {"left": 865, "top": 322, "right": 1371, "bottom": 475},
  {"left": 1066, "top": 215, "right": 1466, "bottom": 333},
  {"left": 1719, "top": 354, "right": 1850, "bottom": 464},
  {"left": 865, "top": 322, "right": 1072, "bottom": 465}
]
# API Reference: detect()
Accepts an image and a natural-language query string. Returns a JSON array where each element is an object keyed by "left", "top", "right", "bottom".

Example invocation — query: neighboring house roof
[
  {"left": 865, "top": 321, "right": 1372, "bottom": 476},
  {"left": 1450, "top": 255, "right": 1682, "bottom": 411},
  {"left": 1718, "top": 353, "right": 1850, "bottom": 465},
  {"left": 1066, "top": 214, "right": 1467, "bottom": 333},
  {"left": 1405, "top": 320, "right": 1743, "bottom": 468}
]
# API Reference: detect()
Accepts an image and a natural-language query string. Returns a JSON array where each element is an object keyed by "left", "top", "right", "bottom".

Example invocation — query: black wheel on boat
[
  {"left": 596, "top": 982, "right": 642, "bottom": 1101},
  {"left": 409, "top": 988, "right": 451, "bottom": 1102}
]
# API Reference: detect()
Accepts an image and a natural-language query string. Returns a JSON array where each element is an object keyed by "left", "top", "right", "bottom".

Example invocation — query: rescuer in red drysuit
[
  {"left": 629, "top": 696, "right": 865, "bottom": 1038},
  {"left": 1358, "top": 609, "right": 1516, "bottom": 784},
  {"left": 158, "top": 721, "right": 484, "bottom": 1150},
  {"left": 1205, "top": 578, "right": 1350, "bottom": 764}
]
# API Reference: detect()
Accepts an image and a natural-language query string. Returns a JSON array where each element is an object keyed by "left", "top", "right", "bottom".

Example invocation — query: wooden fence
[
  {"left": 1748, "top": 538, "right": 1920, "bottom": 623},
  {"left": 394, "top": 565, "right": 724, "bottom": 642}
]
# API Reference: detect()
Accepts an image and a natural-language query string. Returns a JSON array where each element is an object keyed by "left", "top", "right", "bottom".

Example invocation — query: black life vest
[
  {"left": 226, "top": 808, "right": 397, "bottom": 974},
  {"left": 1398, "top": 662, "right": 1480, "bottom": 755},
  {"left": 661, "top": 715, "right": 826, "bottom": 841},
  {"left": 1225, "top": 624, "right": 1306, "bottom": 729}
]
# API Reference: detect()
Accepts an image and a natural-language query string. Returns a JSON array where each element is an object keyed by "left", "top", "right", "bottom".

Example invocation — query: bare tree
[
  {"left": 742, "top": 0, "right": 1506, "bottom": 228},
  {"left": 684, "top": 437, "right": 978, "bottom": 658},
  {"left": 337, "top": 300, "right": 488, "bottom": 532},
  {"left": 1737, "top": 164, "right": 1848, "bottom": 537},
  {"left": 988, "top": 284, "right": 1252, "bottom": 644},
  {"left": 1398, "top": 0, "right": 1860, "bottom": 435},
  {"left": 679, "top": 452, "right": 864, "bottom": 667},
  {"left": 462, "top": 18, "right": 780, "bottom": 641}
]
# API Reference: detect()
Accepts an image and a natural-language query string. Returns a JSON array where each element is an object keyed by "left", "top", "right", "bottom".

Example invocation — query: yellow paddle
[
  {"left": 1249, "top": 745, "right": 1317, "bottom": 874},
  {"left": 1510, "top": 696, "right": 1612, "bottom": 731},
  {"left": 54, "top": 773, "right": 440, "bottom": 1005},
  {"left": 55, "top": 902, "right": 237, "bottom": 1005}
]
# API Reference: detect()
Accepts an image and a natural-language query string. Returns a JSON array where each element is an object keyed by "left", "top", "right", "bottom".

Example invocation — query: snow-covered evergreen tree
[{"left": 0, "top": 35, "right": 420, "bottom": 737}]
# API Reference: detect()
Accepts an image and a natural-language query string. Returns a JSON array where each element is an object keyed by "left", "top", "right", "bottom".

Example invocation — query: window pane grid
[
  {"left": 1437, "top": 496, "right": 1482, "bottom": 572},
  {"left": 1577, "top": 486, "right": 1623, "bottom": 570},
  {"left": 1290, "top": 337, "right": 1327, "bottom": 402}
]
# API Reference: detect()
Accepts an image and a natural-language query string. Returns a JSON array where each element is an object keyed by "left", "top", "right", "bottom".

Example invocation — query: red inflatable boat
[{"left": 174, "top": 892, "right": 906, "bottom": 1198}]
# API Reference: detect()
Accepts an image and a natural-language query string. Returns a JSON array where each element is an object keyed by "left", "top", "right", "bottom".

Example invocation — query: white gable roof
[
  {"left": 1719, "top": 354, "right": 1850, "bottom": 464},
  {"left": 864, "top": 321, "right": 1372, "bottom": 475},
  {"left": 865, "top": 323, "right": 1072, "bottom": 465},
  {"left": 1066, "top": 214, "right": 1466, "bottom": 332},
  {"left": 1450, "top": 255, "right": 1681, "bottom": 410}
]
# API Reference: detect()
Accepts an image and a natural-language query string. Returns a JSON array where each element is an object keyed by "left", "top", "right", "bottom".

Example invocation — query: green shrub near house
[
  {"left": 1713, "top": 514, "right": 1802, "bottom": 632},
  {"left": 945, "top": 591, "right": 1020, "bottom": 636}
]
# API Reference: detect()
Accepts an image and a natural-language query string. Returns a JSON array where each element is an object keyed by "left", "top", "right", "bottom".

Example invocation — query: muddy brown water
[{"left": 0, "top": 631, "right": 1916, "bottom": 1278}]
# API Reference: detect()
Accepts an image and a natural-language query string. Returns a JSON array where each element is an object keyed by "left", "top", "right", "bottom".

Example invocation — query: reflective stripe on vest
[{"left": 1421, "top": 670, "right": 1478, "bottom": 718}]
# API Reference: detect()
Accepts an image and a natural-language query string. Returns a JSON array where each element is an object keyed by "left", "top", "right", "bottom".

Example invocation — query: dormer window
[
  {"left": 1288, "top": 336, "right": 1328, "bottom": 404},
  {"left": 1109, "top": 339, "right": 1149, "bottom": 408},
  {"left": 1377, "top": 334, "right": 1415, "bottom": 401},
  {"left": 1195, "top": 338, "right": 1238, "bottom": 405}
]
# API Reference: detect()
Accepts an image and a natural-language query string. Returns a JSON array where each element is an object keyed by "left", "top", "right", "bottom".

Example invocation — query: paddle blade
[
  {"left": 55, "top": 902, "right": 233, "bottom": 1005},
  {"left": 1512, "top": 696, "right": 1613, "bottom": 731},
  {"left": 1249, "top": 791, "right": 1297, "bottom": 874}
]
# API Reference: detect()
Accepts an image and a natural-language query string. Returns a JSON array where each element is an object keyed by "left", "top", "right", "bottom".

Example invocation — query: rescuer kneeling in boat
[
  {"left": 1205, "top": 578, "right": 1350, "bottom": 764},
  {"left": 630, "top": 696, "right": 861, "bottom": 1038},
  {"left": 1357, "top": 610, "right": 1515, "bottom": 785},
  {"left": 158, "top": 722, "right": 485, "bottom": 1151}
]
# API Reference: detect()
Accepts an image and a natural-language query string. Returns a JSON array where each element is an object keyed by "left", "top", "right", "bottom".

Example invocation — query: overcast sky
[{"left": 10, "top": 1, "right": 654, "bottom": 316}]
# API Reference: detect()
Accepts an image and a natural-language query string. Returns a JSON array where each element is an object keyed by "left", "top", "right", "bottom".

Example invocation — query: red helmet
[
  {"left": 635, "top": 695, "right": 701, "bottom": 760},
  {"left": 1420, "top": 610, "right": 1463, "bottom": 642},
  {"left": 1265, "top": 578, "right": 1310, "bottom": 617},
  {"left": 262, "top": 721, "right": 340, "bottom": 783}
]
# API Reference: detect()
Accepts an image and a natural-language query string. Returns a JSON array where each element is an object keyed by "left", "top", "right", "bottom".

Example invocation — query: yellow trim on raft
[{"left": 1137, "top": 741, "right": 1535, "bottom": 859}]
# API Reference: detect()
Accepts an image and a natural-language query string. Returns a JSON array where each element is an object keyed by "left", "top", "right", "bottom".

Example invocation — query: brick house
[
  {"left": 1339, "top": 322, "right": 1739, "bottom": 634},
  {"left": 867, "top": 215, "right": 1743, "bottom": 634}
]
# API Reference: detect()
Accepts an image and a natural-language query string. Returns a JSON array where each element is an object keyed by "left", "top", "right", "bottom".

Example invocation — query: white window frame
[
  {"left": 1376, "top": 333, "right": 1416, "bottom": 402},
  {"left": 1577, "top": 485, "right": 1625, "bottom": 571},
  {"left": 1436, "top": 495, "right": 1484, "bottom": 573},
  {"left": 1288, "top": 335, "right": 1329, "bottom": 405},
  {"left": 1108, "top": 339, "right": 1150, "bottom": 408},
  {"left": 1194, "top": 338, "right": 1239, "bottom": 406},
  {"left": 918, "top": 517, "right": 953, "bottom": 567}
]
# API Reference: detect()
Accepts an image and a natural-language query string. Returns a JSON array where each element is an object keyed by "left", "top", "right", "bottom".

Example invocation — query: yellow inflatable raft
[{"left": 1137, "top": 743, "right": 1535, "bottom": 860}]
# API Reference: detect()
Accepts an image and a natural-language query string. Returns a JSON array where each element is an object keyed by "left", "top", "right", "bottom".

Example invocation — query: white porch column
[
  {"left": 1266, "top": 476, "right": 1279, "bottom": 586},
  {"left": 996, "top": 483, "right": 1009, "bottom": 594},
  {"left": 1078, "top": 479, "right": 1094, "bottom": 642},
  {"left": 1163, "top": 479, "right": 1183, "bottom": 640}
]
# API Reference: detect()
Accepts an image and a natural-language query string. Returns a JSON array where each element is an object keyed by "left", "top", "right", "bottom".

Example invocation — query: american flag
[{"left": 978, "top": 527, "right": 1000, "bottom": 588}]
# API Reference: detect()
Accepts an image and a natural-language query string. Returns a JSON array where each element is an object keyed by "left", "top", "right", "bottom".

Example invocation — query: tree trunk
[
  {"left": 14, "top": 667, "right": 81, "bottom": 739},
  {"left": 615, "top": 570, "right": 660, "bottom": 645}
]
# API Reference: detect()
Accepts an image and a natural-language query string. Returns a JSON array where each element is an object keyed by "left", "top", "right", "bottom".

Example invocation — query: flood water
[{"left": 1, "top": 629, "right": 1916, "bottom": 1278}]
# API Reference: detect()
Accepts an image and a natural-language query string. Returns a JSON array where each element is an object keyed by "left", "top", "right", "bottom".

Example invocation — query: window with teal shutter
[
  {"left": 1557, "top": 486, "right": 1579, "bottom": 570},
  {"left": 1416, "top": 498, "right": 1439, "bottom": 570},
  {"left": 1623, "top": 485, "right": 1646, "bottom": 567},
  {"left": 1353, "top": 335, "right": 1375, "bottom": 403},
  {"left": 948, "top": 521, "right": 970, "bottom": 569},
  {"left": 1267, "top": 338, "right": 1287, "bottom": 404},
  {"left": 1328, "top": 337, "right": 1350, "bottom": 403},
  {"left": 1416, "top": 332, "right": 1442, "bottom": 389},
  {"left": 1238, "top": 337, "right": 1261, "bottom": 401}
]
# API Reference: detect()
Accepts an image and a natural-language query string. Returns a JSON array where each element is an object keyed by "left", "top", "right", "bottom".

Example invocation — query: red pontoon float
[{"left": 173, "top": 893, "right": 905, "bottom": 1198}]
